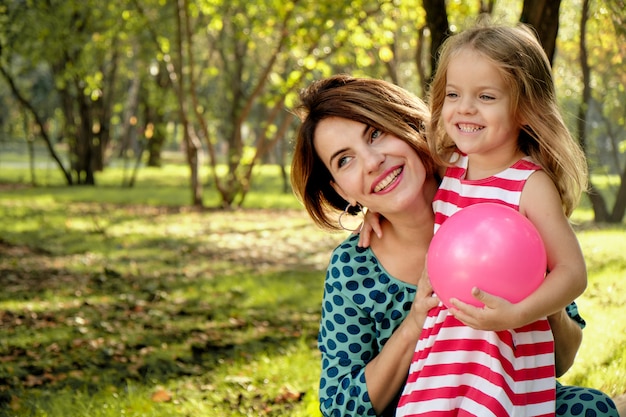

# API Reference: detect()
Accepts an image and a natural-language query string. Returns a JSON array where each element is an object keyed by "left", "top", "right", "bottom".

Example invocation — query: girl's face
[
  {"left": 313, "top": 117, "right": 428, "bottom": 215},
  {"left": 441, "top": 48, "right": 522, "bottom": 161}
]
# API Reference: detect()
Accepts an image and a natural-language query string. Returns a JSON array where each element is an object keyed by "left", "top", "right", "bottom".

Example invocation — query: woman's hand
[{"left": 406, "top": 270, "right": 440, "bottom": 332}]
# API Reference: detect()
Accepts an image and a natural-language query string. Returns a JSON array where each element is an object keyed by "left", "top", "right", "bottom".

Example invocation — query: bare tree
[{"left": 0, "top": 65, "right": 73, "bottom": 185}]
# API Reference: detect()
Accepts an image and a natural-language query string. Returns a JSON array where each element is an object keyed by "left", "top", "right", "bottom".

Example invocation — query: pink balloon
[{"left": 427, "top": 203, "right": 546, "bottom": 308}]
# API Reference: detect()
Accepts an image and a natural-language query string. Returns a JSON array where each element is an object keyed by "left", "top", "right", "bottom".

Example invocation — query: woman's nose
[{"left": 363, "top": 148, "right": 385, "bottom": 173}]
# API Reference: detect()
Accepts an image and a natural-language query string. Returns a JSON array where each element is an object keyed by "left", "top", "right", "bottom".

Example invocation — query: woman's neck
[
  {"left": 368, "top": 177, "right": 437, "bottom": 284},
  {"left": 382, "top": 176, "right": 436, "bottom": 241},
  {"left": 371, "top": 214, "right": 433, "bottom": 285}
]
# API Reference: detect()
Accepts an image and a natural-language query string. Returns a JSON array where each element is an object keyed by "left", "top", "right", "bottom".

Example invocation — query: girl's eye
[
  {"left": 445, "top": 91, "right": 458, "bottom": 99},
  {"left": 480, "top": 94, "right": 495, "bottom": 101}
]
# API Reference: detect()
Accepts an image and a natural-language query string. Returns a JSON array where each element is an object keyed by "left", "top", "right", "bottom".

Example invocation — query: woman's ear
[{"left": 331, "top": 181, "right": 356, "bottom": 207}]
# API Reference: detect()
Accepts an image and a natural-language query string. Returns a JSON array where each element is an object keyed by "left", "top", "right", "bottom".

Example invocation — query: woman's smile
[{"left": 372, "top": 166, "right": 403, "bottom": 193}]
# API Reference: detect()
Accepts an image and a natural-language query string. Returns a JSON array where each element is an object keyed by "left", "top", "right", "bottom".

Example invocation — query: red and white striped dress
[{"left": 397, "top": 153, "right": 555, "bottom": 417}]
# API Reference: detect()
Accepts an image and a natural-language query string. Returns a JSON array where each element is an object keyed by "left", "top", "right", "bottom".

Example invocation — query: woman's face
[{"left": 313, "top": 116, "right": 429, "bottom": 215}]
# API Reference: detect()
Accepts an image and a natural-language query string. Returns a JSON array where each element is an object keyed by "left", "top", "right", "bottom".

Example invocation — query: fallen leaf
[
  {"left": 151, "top": 388, "right": 172, "bottom": 403},
  {"left": 10, "top": 395, "right": 21, "bottom": 411}
]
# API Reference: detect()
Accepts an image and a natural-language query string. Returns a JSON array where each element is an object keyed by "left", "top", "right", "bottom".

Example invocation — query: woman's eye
[
  {"left": 370, "top": 129, "right": 382, "bottom": 141},
  {"left": 337, "top": 155, "right": 351, "bottom": 168}
]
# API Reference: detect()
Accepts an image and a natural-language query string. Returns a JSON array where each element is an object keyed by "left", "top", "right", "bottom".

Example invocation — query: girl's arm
[
  {"left": 449, "top": 170, "right": 587, "bottom": 331},
  {"left": 517, "top": 170, "right": 587, "bottom": 321}
]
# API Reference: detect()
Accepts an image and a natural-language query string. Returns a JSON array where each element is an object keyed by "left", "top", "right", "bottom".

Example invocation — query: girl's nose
[{"left": 458, "top": 96, "right": 476, "bottom": 114}]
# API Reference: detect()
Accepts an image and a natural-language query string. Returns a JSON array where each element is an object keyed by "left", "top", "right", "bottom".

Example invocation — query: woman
[{"left": 290, "top": 74, "right": 618, "bottom": 417}]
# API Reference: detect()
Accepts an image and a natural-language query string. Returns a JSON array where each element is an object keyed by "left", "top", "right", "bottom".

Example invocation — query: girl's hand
[
  {"left": 448, "top": 287, "right": 527, "bottom": 331},
  {"left": 357, "top": 209, "right": 383, "bottom": 247}
]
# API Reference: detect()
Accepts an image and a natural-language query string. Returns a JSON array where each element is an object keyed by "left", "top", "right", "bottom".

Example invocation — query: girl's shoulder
[{"left": 514, "top": 156, "right": 543, "bottom": 171}]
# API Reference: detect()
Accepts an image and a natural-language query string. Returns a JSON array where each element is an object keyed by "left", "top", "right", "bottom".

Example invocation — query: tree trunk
[
  {"left": 24, "top": 114, "right": 37, "bottom": 186},
  {"left": 144, "top": 96, "right": 166, "bottom": 168},
  {"left": 0, "top": 64, "right": 73, "bottom": 185},
  {"left": 74, "top": 79, "right": 96, "bottom": 185},
  {"left": 422, "top": 0, "right": 450, "bottom": 80},
  {"left": 610, "top": 166, "right": 626, "bottom": 222},
  {"left": 118, "top": 60, "right": 141, "bottom": 160},
  {"left": 577, "top": 0, "right": 611, "bottom": 222},
  {"left": 93, "top": 44, "right": 119, "bottom": 171},
  {"left": 175, "top": 0, "right": 202, "bottom": 207},
  {"left": 520, "top": 0, "right": 562, "bottom": 63}
]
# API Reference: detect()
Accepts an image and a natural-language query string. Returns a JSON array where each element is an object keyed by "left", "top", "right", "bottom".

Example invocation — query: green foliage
[{"left": 1, "top": 0, "right": 624, "bottom": 209}]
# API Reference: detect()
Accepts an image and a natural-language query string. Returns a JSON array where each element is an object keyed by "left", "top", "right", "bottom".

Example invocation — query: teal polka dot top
[{"left": 318, "top": 234, "right": 416, "bottom": 417}]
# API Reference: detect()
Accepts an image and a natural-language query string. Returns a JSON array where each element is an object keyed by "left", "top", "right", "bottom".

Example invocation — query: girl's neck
[{"left": 465, "top": 149, "right": 526, "bottom": 180}]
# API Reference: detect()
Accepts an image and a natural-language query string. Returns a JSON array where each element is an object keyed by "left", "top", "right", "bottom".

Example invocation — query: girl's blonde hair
[
  {"left": 428, "top": 23, "right": 588, "bottom": 217},
  {"left": 291, "top": 74, "right": 434, "bottom": 230}
]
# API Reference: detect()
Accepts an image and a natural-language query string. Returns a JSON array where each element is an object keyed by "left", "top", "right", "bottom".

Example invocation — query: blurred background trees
[{"left": 0, "top": 0, "right": 624, "bottom": 222}]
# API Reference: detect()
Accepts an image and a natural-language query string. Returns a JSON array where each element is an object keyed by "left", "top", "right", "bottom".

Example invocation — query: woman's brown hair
[{"left": 291, "top": 74, "right": 434, "bottom": 230}]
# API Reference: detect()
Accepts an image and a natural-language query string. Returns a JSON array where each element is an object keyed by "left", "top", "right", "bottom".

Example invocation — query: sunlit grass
[
  {"left": 19, "top": 383, "right": 176, "bottom": 417},
  {"left": 0, "top": 160, "right": 300, "bottom": 209},
  {"left": 559, "top": 226, "right": 626, "bottom": 396},
  {"left": 12, "top": 339, "right": 323, "bottom": 417}
]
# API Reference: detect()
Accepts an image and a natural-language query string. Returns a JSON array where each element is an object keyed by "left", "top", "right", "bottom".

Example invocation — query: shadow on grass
[{"left": 0, "top": 227, "right": 328, "bottom": 413}]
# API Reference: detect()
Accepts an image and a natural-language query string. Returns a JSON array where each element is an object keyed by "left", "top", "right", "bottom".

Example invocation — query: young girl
[{"left": 396, "top": 23, "right": 589, "bottom": 416}]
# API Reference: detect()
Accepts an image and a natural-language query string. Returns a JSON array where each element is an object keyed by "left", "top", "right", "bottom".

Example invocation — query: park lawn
[{"left": 0, "top": 164, "right": 625, "bottom": 416}]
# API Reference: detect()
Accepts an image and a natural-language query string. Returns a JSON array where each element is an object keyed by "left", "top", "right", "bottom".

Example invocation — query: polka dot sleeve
[
  {"left": 565, "top": 301, "right": 586, "bottom": 329},
  {"left": 317, "top": 235, "right": 415, "bottom": 417}
]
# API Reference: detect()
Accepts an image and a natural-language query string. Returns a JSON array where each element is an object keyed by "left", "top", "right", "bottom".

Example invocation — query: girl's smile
[
  {"left": 457, "top": 123, "right": 484, "bottom": 133},
  {"left": 442, "top": 48, "right": 521, "bottom": 167}
]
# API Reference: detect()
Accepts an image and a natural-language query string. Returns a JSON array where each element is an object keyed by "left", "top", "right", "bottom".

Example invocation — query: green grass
[
  {"left": 0, "top": 151, "right": 297, "bottom": 209},
  {"left": 0, "top": 163, "right": 337, "bottom": 416},
  {"left": 0, "top": 162, "right": 624, "bottom": 416},
  {"left": 559, "top": 227, "right": 626, "bottom": 395}
]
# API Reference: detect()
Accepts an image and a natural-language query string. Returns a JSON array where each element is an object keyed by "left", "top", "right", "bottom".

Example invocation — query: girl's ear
[{"left": 517, "top": 111, "right": 528, "bottom": 127}]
